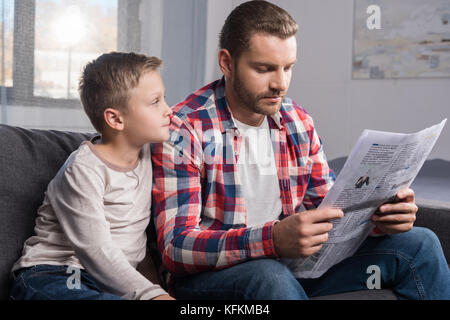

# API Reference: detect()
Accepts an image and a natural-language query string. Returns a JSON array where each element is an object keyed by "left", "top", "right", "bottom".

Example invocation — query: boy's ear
[
  {"left": 218, "top": 49, "right": 233, "bottom": 80},
  {"left": 104, "top": 108, "right": 124, "bottom": 131}
]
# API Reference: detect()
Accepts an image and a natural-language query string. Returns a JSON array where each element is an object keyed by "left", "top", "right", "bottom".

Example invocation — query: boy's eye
[{"left": 152, "top": 99, "right": 159, "bottom": 105}]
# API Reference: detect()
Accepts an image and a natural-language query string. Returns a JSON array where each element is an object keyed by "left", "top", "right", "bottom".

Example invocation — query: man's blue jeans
[
  {"left": 9, "top": 265, "right": 121, "bottom": 300},
  {"left": 172, "top": 227, "right": 450, "bottom": 300}
]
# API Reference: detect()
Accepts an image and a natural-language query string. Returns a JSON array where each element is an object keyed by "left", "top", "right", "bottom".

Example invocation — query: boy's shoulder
[
  {"left": 53, "top": 138, "right": 105, "bottom": 179},
  {"left": 68, "top": 139, "right": 103, "bottom": 169}
]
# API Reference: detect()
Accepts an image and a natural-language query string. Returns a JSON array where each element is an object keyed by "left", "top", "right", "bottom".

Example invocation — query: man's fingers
[
  {"left": 300, "top": 244, "right": 323, "bottom": 258},
  {"left": 309, "top": 233, "right": 329, "bottom": 247},
  {"left": 308, "top": 222, "right": 333, "bottom": 236},
  {"left": 372, "top": 212, "right": 416, "bottom": 224},
  {"left": 397, "top": 188, "right": 415, "bottom": 203},
  {"left": 304, "top": 208, "right": 344, "bottom": 223},
  {"left": 373, "top": 221, "right": 414, "bottom": 235},
  {"left": 378, "top": 202, "right": 418, "bottom": 215}
]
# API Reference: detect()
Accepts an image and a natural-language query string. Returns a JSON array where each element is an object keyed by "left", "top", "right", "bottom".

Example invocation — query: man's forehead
[{"left": 244, "top": 33, "right": 297, "bottom": 62}]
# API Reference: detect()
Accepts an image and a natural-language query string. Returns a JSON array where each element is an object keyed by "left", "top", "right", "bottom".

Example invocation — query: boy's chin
[{"left": 151, "top": 132, "right": 171, "bottom": 143}]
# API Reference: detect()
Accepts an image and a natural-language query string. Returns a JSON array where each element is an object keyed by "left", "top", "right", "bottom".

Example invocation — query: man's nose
[{"left": 270, "top": 70, "right": 288, "bottom": 93}]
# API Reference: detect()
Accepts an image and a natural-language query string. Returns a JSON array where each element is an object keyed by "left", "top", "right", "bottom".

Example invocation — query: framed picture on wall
[{"left": 352, "top": 0, "right": 450, "bottom": 79}]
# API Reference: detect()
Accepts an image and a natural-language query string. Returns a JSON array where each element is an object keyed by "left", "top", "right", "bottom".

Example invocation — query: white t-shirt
[{"left": 234, "top": 116, "right": 283, "bottom": 227}]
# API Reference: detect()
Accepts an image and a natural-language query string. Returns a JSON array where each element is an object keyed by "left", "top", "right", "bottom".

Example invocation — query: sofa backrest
[{"left": 0, "top": 125, "right": 94, "bottom": 300}]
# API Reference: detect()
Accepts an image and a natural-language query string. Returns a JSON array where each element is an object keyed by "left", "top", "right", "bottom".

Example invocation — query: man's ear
[
  {"left": 104, "top": 108, "right": 124, "bottom": 131},
  {"left": 218, "top": 49, "right": 233, "bottom": 80}
]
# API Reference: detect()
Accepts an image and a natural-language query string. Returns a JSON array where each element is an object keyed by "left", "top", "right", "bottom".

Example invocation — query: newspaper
[{"left": 282, "top": 119, "right": 447, "bottom": 279}]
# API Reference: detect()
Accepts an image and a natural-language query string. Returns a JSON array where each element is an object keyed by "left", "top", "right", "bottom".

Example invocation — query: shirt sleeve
[
  {"left": 48, "top": 162, "right": 167, "bottom": 300},
  {"left": 301, "top": 115, "right": 336, "bottom": 210},
  {"left": 151, "top": 118, "right": 277, "bottom": 275}
]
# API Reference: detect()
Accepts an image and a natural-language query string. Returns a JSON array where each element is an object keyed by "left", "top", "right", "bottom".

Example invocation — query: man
[{"left": 152, "top": 0, "right": 450, "bottom": 299}]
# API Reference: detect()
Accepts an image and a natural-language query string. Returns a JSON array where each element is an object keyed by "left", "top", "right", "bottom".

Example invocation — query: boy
[{"left": 9, "top": 52, "right": 174, "bottom": 300}]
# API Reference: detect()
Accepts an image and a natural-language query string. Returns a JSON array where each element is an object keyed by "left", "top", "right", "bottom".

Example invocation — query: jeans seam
[{"left": 354, "top": 250, "right": 426, "bottom": 299}]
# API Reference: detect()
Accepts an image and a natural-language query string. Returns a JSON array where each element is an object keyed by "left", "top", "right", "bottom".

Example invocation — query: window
[
  {"left": 5, "top": 0, "right": 117, "bottom": 108},
  {"left": 0, "top": 0, "right": 140, "bottom": 131},
  {"left": 34, "top": 0, "right": 117, "bottom": 99},
  {"left": 0, "top": 0, "right": 207, "bottom": 131}
]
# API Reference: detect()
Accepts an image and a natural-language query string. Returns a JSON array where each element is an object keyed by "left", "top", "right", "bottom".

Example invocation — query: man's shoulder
[
  {"left": 172, "top": 79, "right": 223, "bottom": 121},
  {"left": 280, "top": 97, "right": 315, "bottom": 128}
]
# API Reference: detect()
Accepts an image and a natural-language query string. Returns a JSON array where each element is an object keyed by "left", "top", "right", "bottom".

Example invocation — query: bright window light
[
  {"left": 34, "top": 0, "right": 117, "bottom": 99},
  {"left": 52, "top": 5, "right": 86, "bottom": 47}
]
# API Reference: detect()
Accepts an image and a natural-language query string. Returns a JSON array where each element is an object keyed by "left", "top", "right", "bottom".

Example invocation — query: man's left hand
[{"left": 371, "top": 188, "right": 418, "bottom": 235}]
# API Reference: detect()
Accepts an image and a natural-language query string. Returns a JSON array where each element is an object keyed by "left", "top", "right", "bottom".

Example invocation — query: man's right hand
[{"left": 272, "top": 208, "right": 344, "bottom": 258}]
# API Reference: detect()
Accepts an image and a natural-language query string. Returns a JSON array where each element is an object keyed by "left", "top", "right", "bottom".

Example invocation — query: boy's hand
[
  {"left": 371, "top": 188, "right": 418, "bottom": 235},
  {"left": 152, "top": 294, "right": 176, "bottom": 300}
]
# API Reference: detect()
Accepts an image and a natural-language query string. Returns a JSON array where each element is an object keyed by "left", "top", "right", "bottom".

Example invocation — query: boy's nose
[{"left": 164, "top": 102, "right": 173, "bottom": 117}]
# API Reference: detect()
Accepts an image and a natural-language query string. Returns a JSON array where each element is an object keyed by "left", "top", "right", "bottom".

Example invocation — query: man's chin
[{"left": 254, "top": 102, "right": 283, "bottom": 116}]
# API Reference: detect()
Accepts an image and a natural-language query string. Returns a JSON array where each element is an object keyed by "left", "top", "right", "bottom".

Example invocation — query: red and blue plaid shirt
[{"left": 151, "top": 77, "right": 336, "bottom": 276}]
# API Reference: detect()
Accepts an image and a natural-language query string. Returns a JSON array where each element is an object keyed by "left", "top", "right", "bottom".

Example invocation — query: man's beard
[{"left": 232, "top": 69, "right": 283, "bottom": 116}]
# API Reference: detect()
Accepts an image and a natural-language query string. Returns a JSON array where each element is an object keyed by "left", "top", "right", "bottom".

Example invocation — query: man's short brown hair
[
  {"left": 219, "top": 0, "right": 298, "bottom": 60},
  {"left": 78, "top": 52, "right": 162, "bottom": 133}
]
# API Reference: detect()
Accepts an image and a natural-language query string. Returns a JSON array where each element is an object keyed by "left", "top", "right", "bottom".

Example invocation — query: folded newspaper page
[{"left": 282, "top": 119, "right": 447, "bottom": 279}]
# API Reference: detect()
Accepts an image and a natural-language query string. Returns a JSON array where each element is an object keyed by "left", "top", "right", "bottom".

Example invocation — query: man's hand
[
  {"left": 272, "top": 208, "right": 344, "bottom": 258},
  {"left": 371, "top": 188, "right": 418, "bottom": 235}
]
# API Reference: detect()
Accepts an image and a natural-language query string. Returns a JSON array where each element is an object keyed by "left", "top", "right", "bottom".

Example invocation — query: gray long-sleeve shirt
[{"left": 12, "top": 139, "right": 167, "bottom": 300}]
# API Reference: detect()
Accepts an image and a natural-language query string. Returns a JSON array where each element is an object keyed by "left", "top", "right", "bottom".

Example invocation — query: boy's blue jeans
[
  {"left": 9, "top": 265, "right": 121, "bottom": 300},
  {"left": 172, "top": 227, "right": 450, "bottom": 300}
]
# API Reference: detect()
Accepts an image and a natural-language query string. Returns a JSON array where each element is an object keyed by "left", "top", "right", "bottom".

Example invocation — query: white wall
[{"left": 204, "top": 0, "right": 450, "bottom": 161}]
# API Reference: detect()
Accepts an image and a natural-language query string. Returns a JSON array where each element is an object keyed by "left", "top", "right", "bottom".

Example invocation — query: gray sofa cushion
[
  {"left": 415, "top": 199, "right": 450, "bottom": 264},
  {"left": 0, "top": 125, "right": 94, "bottom": 300}
]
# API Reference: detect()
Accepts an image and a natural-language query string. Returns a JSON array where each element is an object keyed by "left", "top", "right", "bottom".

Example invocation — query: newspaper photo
[{"left": 282, "top": 119, "right": 447, "bottom": 279}]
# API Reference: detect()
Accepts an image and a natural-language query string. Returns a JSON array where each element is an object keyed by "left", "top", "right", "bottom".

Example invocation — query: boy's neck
[{"left": 93, "top": 135, "right": 143, "bottom": 168}]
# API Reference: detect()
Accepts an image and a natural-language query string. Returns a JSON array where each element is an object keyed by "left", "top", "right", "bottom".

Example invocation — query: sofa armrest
[{"left": 415, "top": 198, "right": 450, "bottom": 264}]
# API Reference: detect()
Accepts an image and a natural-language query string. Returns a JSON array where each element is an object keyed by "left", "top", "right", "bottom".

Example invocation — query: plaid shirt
[{"left": 151, "top": 77, "right": 336, "bottom": 276}]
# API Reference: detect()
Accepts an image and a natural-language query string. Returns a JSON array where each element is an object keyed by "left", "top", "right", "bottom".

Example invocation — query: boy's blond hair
[{"left": 78, "top": 52, "right": 162, "bottom": 133}]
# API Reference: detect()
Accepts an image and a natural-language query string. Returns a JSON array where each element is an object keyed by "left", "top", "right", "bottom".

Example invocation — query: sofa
[{"left": 1, "top": 124, "right": 449, "bottom": 300}]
